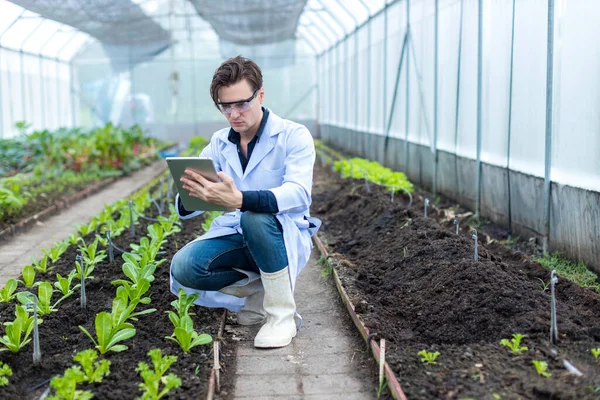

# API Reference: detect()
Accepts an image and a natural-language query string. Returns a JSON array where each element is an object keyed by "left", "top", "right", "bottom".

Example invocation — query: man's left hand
[{"left": 181, "top": 169, "right": 243, "bottom": 209}]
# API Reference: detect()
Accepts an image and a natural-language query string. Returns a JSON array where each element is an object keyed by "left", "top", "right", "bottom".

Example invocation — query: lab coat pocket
[{"left": 254, "top": 166, "right": 285, "bottom": 189}]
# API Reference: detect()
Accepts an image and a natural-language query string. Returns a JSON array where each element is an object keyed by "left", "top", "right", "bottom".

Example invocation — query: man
[{"left": 169, "top": 56, "right": 320, "bottom": 349}]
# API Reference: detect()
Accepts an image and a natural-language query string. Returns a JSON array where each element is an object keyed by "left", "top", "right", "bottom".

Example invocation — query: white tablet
[{"left": 166, "top": 157, "right": 228, "bottom": 211}]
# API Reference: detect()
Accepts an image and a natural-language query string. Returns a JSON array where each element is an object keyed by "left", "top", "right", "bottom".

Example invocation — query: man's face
[{"left": 218, "top": 79, "right": 264, "bottom": 136}]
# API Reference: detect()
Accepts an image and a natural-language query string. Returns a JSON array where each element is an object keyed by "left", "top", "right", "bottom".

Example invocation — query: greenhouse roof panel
[{"left": 188, "top": 0, "right": 308, "bottom": 46}]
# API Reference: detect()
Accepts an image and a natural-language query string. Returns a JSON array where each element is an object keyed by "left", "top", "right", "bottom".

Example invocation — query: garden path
[{"left": 229, "top": 250, "right": 378, "bottom": 400}]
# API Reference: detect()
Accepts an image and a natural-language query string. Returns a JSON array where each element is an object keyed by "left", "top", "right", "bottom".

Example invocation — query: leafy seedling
[
  {"left": 538, "top": 278, "right": 550, "bottom": 292},
  {"left": 30, "top": 256, "right": 53, "bottom": 273},
  {"left": 42, "top": 241, "right": 69, "bottom": 264},
  {"left": 136, "top": 349, "right": 181, "bottom": 400},
  {"left": 591, "top": 348, "right": 600, "bottom": 359},
  {"left": 49, "top": 365, "right": 92, "bottom": 400},
  {"left": 73, "top": 349, "right": 110, "bottom": 383},
  {"left": 19, "top": 264, "right": 36, "bottom": 288},
  {"left": 79, "top": 311, "right": 136, "bottom": 354},
  {"left": 418, "top": 350, "right": 440, "bottom": 365},
  {"left": 0, "top": 279, "right": 18, "bottom": 302},
  {"left": 0, "top": 361, "right": 12, "bottom": 386},
  {"left": 0, "top": 305, "right": 41, "bottom": 353},
  {"left": 165, "top": 315, "right": 212, "bottom": 353},
  {"left": 532, "top": 360, "right": 551, "bottom": 378},
  {"left": 499, "top": 333, "right": 528, "bottom": 354}
]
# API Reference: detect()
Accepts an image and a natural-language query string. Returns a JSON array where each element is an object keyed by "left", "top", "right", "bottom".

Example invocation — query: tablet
[{"left": 166, "top": 157, "right": 228, "bottom": 211}]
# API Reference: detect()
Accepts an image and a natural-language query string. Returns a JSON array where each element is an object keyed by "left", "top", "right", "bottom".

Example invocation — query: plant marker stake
[
  {"left": 214, "top": 341, "right": 220, "bottom": 393},
  {"left": 365, "top": 177, "right": 371, "bottom": 193},
  {"left": 379, "top": 339, "right": 386, "bottom": 393},
  {"left": 107, "top": 229, "right": 115, "bottom": 264},
  {"left": 30, "top": 294, "right": 41, "bottom": 364},
  {"left": 550, "top": 270, "right": 558, "bottom": 344},
  {"left": 472, "top": 229, "right": 478, "bottom": 261},
  {"left": 78, "top": 253, "right": 86, "bottom": 311},
  {"left": 453, "top": 217, "right": 459, "bottom": 234},
  {"left": 391, "top": 187, "right": 395, "bottom": 203},
  {"left": 129, "top": 200, "right": 135, "bottom": 238},
  {"left": 424, "top": 198, "right": 430, "bottom": 218}
]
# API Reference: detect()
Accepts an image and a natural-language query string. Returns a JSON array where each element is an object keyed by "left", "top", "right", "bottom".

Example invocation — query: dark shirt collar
[{"left": 228, "top": 107, "right": 270, "bottom": 145}]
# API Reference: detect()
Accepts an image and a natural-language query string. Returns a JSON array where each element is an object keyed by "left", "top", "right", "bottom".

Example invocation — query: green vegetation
[
  {"left": 499, "top": 333, "right": 528, "bottom": 354},
  {"left": 534, "top": 252, "right": 600, "bottom": 293},
  {"left": 418, "top": 350, "right": 440, "bottom": 365},
  {"left": 532, "top": 360, "right": 551, "bottom": 378},
  {"left": 333, "top": 158, "right": 414, "bottom": 194},
  {"left": 136, "top": 349, "right": 182, "bottom": 400},
  {"left": 0, "top": 305, "right": 41, "bottom": 353},
  {"left": 0, "top": 361, "right": 12, "bottom": 386}
]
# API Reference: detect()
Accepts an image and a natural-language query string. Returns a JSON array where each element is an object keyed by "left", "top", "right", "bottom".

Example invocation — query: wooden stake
[{"left": 214, "top": 341, "right": 220, "bottom": 393}]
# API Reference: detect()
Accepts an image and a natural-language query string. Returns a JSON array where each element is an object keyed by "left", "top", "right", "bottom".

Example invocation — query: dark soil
[
  {"left": 0, "top": 186, "right": 235, "bottom": 399},
  {"left": 311, "top": 161, "right": 600, "bottom": 399},
  {"left": 0, "top": 178, "right": 103, "bottom": 232}
]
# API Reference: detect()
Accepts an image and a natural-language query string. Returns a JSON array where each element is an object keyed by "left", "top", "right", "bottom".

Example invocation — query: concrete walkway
[
  {"left": 0, "top": 160, "right": 167, "bottom": 285},
  {"left": 229, "top": 250, "right": 377, "bottom": 400}
]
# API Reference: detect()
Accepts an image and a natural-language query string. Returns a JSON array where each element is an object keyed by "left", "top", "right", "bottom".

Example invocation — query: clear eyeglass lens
[{"left": 221, "top": 101, "right": 252, "bottom": 115}]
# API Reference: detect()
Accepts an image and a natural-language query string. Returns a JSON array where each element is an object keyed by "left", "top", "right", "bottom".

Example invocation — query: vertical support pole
[
  {"left": 404, "top": 0, "right": 411, "bottom": 172},
  {"left": 453, "top": 0, "right": 464, "bottom": 198},
  {"left": 475, "top": 0, "right": 483, "bottom": 217},
  {"left": 345, "top": 36, "right": 349, "bottom": 129},
  {"left": 355, "top": 33, "right": 359, "bottom": 131},
  {"left": 336, "top": 43, "right": 341, "bottom": 131},
  {"left": 433, "top": 0, "right": 439, "bottom": 197},
  {"left": 189, "top": 31, "right": 199, "bottom": 136},
  {"left": 20, "top": 51, "right": 27, "bottom": 123},
  {"left": 56, "top": 61, "right": 61, "bottom": 127},
  {"left": 366, "top": 19, "right": 372, "bottom": 158},
  {"left": 506, "top": 0, "right": 517, "bottom": 236},
  {"left": 39, "top": 56, "right": 45, "bottom": 128},
  {"left": 316, "top": 54, "right": 320, "bottom": 135},
  {"left": 384, "top": 35, "right": 408, "bottom": 153},
  {"left": 0, "top": 48, "right": 4, "bottom": 138},
  {"left": 70, "top": 62, "right": 76, "bottom": 127},
  {"left": 383, "top": 3, "right": 388, "bottom": 161},
  {"left": 543, "top": 0, "right": 555, "bottom": 254}
]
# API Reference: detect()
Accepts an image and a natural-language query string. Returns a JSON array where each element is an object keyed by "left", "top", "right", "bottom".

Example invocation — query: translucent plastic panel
[
  {"left": 40, "top": 29, "right": 79, "bottom": 59},
  {"left": 509, "top": 0, "right": 548, "bottom": 178},
  {"left": 20, "top": 19, "right": 61, "bottom": 54},
  {"left": 0, "top": 15, "right": 45, "bottom": 50},
  {"left": 552, "top": 0, "right": 600, "bottom": 191},
  {"left": 408, "top": 0, "right": 435, "bottom": 147},
  {"left": 480, "top": 0, "right": 513, "bottom": 168},
  {"left": 434, "top": 0, "right": 461, "bottom": 152},
  {"left": 0, "top": 1, "right": 25, "bottom": 36},
  {"left": 59, "top": 33, "right": 90, "bottom": 61},
  {"left": 454, "top": 0, "right": 478, "bottom": 159}
]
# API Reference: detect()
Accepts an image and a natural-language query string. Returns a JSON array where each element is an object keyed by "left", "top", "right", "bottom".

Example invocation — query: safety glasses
[{"left": 218, "top": 89, "right": 259, "bottom": 115}]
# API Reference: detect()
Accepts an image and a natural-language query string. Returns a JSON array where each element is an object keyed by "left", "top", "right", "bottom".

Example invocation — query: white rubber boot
[
  {"left": 254, "top": 267, "right": 297, "bottom": 348},
  {"left": 218, "top": 270, "right": 266, "bottom": 326}
]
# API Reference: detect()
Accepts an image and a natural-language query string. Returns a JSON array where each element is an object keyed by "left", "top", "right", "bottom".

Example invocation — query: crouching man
[{"left": 169, "top": 56, "right": 320, "bottom": 349}]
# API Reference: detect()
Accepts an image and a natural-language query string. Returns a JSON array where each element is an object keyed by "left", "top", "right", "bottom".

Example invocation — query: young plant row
[
  {"left": 314, "top": 141, "right": 414, "bottom": 194},
  {"left": 0, "top": 173, "right": 170, "bottom": 387},
  {"left": 0, "top": 123, "right": 160, "bottom": 221}
]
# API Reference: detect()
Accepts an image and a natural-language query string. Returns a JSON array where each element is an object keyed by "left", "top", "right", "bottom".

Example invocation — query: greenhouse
[{"left": 0, "top": 0, "right": 599, "bottom": 398}]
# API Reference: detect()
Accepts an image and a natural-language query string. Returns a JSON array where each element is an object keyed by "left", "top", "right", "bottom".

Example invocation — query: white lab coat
[{"left": 169, "top": 110, "right": 321, "bottom": 312}]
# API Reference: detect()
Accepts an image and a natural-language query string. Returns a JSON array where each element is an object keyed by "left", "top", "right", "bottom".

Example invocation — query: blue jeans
[{"left": 171, "top": 212, "right": 288, "bottom": 291}]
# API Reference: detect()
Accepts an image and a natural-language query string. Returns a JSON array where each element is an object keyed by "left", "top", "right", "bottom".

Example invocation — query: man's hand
[{"left": 181, "top": 169, "right": 243, "bottom": 209}]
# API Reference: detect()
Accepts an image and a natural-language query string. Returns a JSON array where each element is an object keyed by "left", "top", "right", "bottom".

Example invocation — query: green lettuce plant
[
  {"left": 42, "top": 241, "right": 70, "bottom": 264},
  {"left": 0, "top": 305, "right": 41, "bottom": 353},
  {"left": 54, "top": 270, "right": 81, "bottom": 300},
  {"left": 418, "top": 350, "right": 440, "bottom": 365},
  {"left": 500, "top": 333, "right": 527, "bottom": 354},
  {"left": 165, "top": 315, "right": 212, "bottom": 353},
  {"left": 48, "top": 365, "right": 92, "bottom": 400},
  {"left": 30, "top": 255, "right": 53, "bottom": 273},
  {"left": 532, "top": 360, "right": 551, "bottom": 378},
  {"left": 136, "top": 349, "right": 181, "bottom": 400},
  {"left": 17, "top": 282, "right": 64, "bottom": 315},
  {"left": 73, "top": 349, "right": 111, "bottom": 383},
  {"left": 0, "top": 279, "right": 18, "bottom": 302},
  {"left": 79, "top": 311, "right": 136, "bottom": 354},
  {"left": 0, "top": 361, "right": 12, "bottom": 386},
  {"left": 167, "top": 288, "right": 199, "bottom": 329},
  {"left": 19, "top": 264, "right": 36, "bottom": 288}
]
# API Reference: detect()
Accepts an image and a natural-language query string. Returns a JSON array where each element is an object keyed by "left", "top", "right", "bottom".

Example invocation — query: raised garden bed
[
  {"left": 311, "top": 161, "right": 600, "bottom": 399},
  {"left": 0, "top": 179, "right": 234, "bottom": 399}
]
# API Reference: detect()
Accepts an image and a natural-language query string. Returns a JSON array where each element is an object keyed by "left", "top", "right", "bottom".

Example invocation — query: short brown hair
[{"left": 210, "top": 56, "right": 263, "bottom": 108}]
